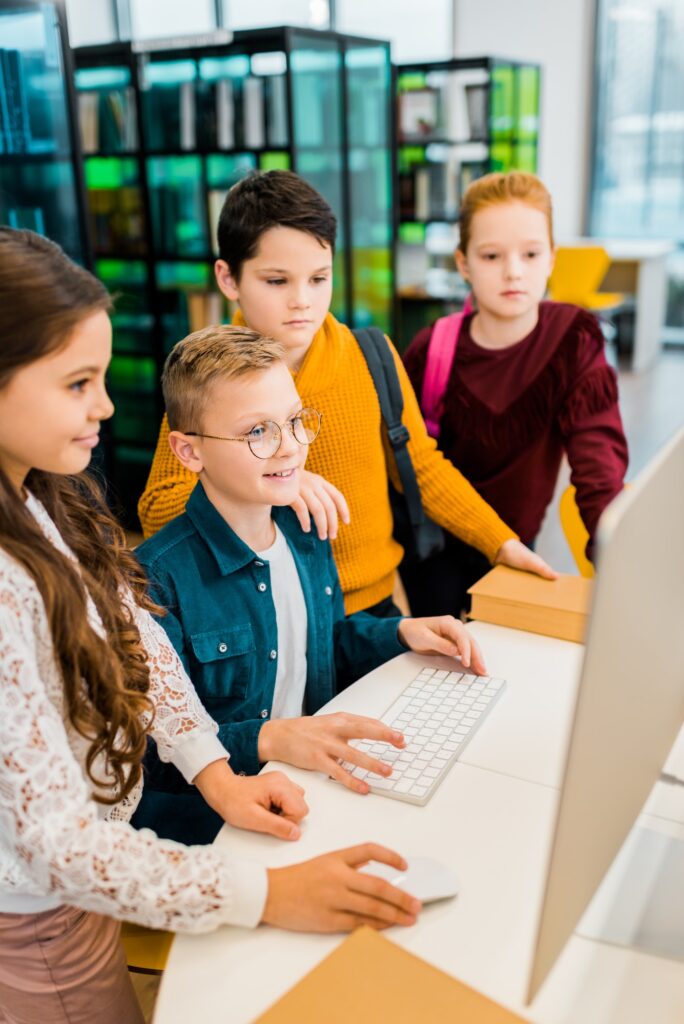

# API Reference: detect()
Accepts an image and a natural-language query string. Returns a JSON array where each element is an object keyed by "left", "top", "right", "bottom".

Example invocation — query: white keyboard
[{"left": 340, "top": 666, "right": 506, "bottom": 806}]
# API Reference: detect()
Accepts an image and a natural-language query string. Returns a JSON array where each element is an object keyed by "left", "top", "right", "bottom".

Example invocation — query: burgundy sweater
[{"left": 403, "top": 302, "right": 629, "bottom": 551}]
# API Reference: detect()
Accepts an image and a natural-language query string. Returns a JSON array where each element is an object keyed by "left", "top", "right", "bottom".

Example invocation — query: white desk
[
  {"left": 563, "top": 238, "right": 674, "bottom": 373},
  {"left": 154, "top": 622, "right": 684, "bottom": 1023}
]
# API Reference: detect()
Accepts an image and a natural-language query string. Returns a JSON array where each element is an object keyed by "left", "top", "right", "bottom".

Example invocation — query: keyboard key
[
  {"left": 370, "top": 778, "right": 394, "bottom": 790},
  {"left": 411, "top": 785, "right": 428, "bottom": 797},
  {"left": 395, "top": 780, "right": 413, "bottom": 794}
]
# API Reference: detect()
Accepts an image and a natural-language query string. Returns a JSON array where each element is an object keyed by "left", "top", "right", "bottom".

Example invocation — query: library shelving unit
[
  {"left": 73, "top": 27, "right": 394, "bottom": 527},
  {"left": 394, "top": 56, "right": 541, "bottom": 348},
  {"left": 0, "top": 0, "right": 89, "bottom": 263}
]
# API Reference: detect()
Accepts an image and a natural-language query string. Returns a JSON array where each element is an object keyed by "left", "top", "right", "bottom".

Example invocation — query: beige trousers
[{"left": 0, "top": 904, "right": 143, "bottom": 1024}]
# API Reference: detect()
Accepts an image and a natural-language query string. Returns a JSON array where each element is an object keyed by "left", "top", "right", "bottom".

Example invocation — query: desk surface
[{"left": 154, "top": 623, "right": 684, "bottom": 1024}]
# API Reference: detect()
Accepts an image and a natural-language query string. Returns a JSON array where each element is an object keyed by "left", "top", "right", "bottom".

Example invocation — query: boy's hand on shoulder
[
  {"left": 495, "top": 538, "right": 558, "bottom": 580},
  {"left": 397, "top": 616, "right": 487, "bottom": 676},
  {"left": 290, "top": 469, "right": 350, "bottom": 541},
  {"left": 194, "top": 759, "right": 308, "bottom": 841},
  {"left": 258, "top": 714, "right": 405, "bottom": 795}
]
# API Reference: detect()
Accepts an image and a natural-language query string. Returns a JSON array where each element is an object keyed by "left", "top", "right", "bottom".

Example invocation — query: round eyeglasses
[{"left": 185, "top": 407, "right": 322, "bottom": 460}]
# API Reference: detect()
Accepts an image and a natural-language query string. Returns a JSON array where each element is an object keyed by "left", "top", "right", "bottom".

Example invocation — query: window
[
  {"left": 590, "top": 0, "right": 684, "bottom": 242},
  {"left": 335, "top": 0, "right": 452, "bottom": 62}
]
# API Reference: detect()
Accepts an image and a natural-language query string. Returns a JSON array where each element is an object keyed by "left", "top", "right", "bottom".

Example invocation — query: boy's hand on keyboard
[
  {"left": 290, "top": 469, "right": 350, "bottom": 541},
  {"left": 397, "top": 616, "right": 487, "bottom": 676},
  {"left": 258, "top": 713, "right": 405, "bottom": 794},
  {"left": 262, "top": 843, "right": 421, "bottom": 932}
]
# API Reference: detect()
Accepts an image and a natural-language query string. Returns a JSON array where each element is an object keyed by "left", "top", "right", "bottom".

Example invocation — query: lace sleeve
[
  {"left": 0, "top": 584, "right": 266, "bottom": 932},
  {"left": 127, "top": 597, "right": 229, "bottom": 783}
]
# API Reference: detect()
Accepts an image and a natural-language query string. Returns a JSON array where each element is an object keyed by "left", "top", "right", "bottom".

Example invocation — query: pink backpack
[{"left": 420, "top": 295, "right": 473, "bottom": 439}]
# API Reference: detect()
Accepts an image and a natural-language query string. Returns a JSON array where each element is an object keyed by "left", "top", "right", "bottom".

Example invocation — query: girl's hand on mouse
[
  {"left": 262, "top": 843, "right": 421, "bottom": 932},
  {"left": 495, "top": 538, "right": 558, "bottom": 580},
  {"left": 258, "top": 713, "right": 405, "bottom": 794},
  {"left": 397, "top": 616, "right": 487, "bottom": 676}
]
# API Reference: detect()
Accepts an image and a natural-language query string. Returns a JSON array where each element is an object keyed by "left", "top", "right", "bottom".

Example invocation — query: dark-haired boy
[{"left": 139, "top": 170, "right": 555, "bottom": 618}]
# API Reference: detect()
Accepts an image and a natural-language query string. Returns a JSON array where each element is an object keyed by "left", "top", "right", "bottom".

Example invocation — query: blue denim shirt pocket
[{"left": 188, "top": 623, "right": 256, "bottom": 702}]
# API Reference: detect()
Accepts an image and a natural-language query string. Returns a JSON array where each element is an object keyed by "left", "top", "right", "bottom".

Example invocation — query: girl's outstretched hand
[
  {"left": 397, "top": 615, "right": 487, "bottom": 676},
  {"left": 495, "top": 538, "right": 558, "bottom": 580},
  {"left": 262, "top": 843, "right": 421, "bottom": 932}
]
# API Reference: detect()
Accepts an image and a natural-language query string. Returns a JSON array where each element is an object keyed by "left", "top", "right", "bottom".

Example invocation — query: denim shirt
[{"left": 136, "top": 482, "right": 405, "bottom": 784}]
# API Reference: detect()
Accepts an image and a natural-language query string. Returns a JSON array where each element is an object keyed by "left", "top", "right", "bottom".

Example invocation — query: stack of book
[
  {"left": 468, "top": 566, "right": 592, "bottom": 644},
  {"left": 78, "top": 87, "right": 138, "bottom": 154}
]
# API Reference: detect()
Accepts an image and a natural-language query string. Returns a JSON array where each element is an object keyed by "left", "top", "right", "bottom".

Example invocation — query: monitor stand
[{"left": 577, "top": 822, "right": 684, "bottom": 961}]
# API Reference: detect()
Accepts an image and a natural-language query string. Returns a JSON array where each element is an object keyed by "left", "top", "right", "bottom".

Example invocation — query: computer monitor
[{"left": 526, "top": 423, "right": 684, "bottom": 1003}]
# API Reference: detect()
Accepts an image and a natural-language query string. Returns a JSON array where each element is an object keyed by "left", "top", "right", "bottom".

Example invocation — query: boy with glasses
[
  {"left": 139, "top": 171, "right": 555, "bottom": 621},
  {"left": 132, "top": 325, "right": 486, "bottom": 844}
]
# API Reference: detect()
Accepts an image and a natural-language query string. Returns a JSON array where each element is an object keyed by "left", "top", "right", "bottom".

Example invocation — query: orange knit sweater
[{"left": 138, "top": 313, "right": 517, "bottom": 613}]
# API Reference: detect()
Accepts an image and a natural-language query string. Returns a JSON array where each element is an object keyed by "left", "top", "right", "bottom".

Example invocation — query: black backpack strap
[{"left": 353, "top": 327, "right": 426, "bottom": 530}]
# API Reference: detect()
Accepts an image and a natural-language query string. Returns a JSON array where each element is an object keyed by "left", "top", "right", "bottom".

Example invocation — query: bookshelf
[
  {"left": 73, "top": 27, "right": 394, "bottom": 526},
  {"left": 394, "top": 56, "right": 541, "bottom": 348},
  {"left": 0, "top": 0, "right": 89, "bottom": 263}
]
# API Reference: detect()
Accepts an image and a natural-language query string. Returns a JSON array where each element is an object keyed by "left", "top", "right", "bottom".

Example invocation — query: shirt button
[
  {"left": 255, "top": 560, "right": 264, "bottom": 567},
  {"left": 324, "top": 586, "right": 332, "bottom": 596},
  {"left": 260, "top": 709, "right": 269, "bottom": 719},
  {"left": 258, "top": 582, "right": 267, "bottom": 592},
  {"left": 269, "top": 649, "right": 277, "bottom": 660},
  {"left": 217, "top": 642, "right": 228, "bottom": 653}
]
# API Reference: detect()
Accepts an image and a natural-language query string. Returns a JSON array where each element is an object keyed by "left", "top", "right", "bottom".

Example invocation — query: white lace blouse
[{"left": 0, "top": 493, "right": 267, "bottom": 930}]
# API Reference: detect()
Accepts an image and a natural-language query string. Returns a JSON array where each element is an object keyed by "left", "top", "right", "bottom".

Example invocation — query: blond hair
[
  {"left": 162, "top": 324, "right": 285, "bottom": 431},
  {"left": 458, "top": 171, "right": 554, "bottom": 254}
]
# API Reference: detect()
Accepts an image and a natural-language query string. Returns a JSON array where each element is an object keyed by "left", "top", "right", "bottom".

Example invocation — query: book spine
[
  {"left": 179, "top": 81, "right": 196, "bottom": 151},
  {"left": 215, "top": 78, "right": 235, "bottom": 150},
  {"left": 266, "top": 75, "right": 288, "bottom": 148},
  {"left": 243, "top": 76, "right": 265, "bottom": 149}
]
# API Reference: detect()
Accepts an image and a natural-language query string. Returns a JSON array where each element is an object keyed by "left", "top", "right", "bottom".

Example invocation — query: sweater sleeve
[
  {"left": 138, "top": 415, "right": 198, "bottom": 539},
  {"left": 557, "top": 315, "right": 629, "bottom": 554},
  {"left": 0, "top": 577, "right": 266, "bottom": 932},
  {"left": 385, "top": 337, "right": 518, "bottom": 561}
]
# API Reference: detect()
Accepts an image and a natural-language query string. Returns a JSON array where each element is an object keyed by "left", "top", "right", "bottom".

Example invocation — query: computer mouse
[{"left": 361, "top": 855, "right": 459, "bottom": 903}]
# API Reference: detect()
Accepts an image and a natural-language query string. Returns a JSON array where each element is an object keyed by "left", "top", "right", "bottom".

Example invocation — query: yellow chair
[
  {"left": 120, "top": 922, "right": 174, "bottom": 974},
  {"left": 547, "top": 246, "right": 624, "bottom": 312},
  {"left": 559, "top": 484, "right": 594, "bottom": 578}
]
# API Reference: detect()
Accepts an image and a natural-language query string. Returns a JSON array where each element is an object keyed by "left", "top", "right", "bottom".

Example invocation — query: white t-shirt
[{"left": 256, "top": 524, "right": 308, "bottom": 720}]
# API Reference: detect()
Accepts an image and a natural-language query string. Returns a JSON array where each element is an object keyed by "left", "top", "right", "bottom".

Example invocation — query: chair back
[
  {"left": 121, "top": 922, "right": 174, "bottom": 974},
  {"left": 559, "top": 484, "right": 594, "bottom": 578},
  {"left": 548, "top": 246, "right": 611, "bottom": 305}
]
